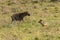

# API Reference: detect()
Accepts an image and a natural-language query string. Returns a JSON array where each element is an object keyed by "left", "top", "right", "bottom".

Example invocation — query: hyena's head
[{"left": 23, "top": 12, "right": 30, "bottom": 16}]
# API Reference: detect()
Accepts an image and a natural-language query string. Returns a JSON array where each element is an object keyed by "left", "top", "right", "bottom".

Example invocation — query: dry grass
[{"left": 0, "top": 0, "right": 60, "bottom": 40}]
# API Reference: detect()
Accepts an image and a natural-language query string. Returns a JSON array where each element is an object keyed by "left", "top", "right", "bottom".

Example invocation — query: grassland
[{"left": 0, "top": 0, "right": 60, "bottom": 40}]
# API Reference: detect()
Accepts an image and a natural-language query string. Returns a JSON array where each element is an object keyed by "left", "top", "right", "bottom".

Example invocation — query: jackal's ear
[{"left": 38, "top": 19, "right": 43, "bottom": 23}]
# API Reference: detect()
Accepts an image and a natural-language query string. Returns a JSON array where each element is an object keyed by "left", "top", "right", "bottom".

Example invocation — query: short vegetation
[{"left": 0, "top": 0, "right": 60, "bottom": 40}]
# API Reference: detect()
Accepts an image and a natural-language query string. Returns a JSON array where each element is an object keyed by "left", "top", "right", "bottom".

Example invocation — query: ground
[{"left": 0, "top": 0, "right": 60, "bottom": 40}]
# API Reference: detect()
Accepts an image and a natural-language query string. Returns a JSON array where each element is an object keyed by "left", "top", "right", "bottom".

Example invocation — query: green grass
[{"left": 0, "top": 0, "right": 60, "bottom": 40}]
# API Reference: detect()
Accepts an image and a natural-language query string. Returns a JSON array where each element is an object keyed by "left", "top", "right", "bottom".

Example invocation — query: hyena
[{"left": 11, "top": 12, "right": 30, "bottom": 22}]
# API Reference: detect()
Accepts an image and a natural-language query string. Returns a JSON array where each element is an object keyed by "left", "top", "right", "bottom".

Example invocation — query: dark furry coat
[{"left": 11, "top": 12, "right": 30, "bottom": 22}]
